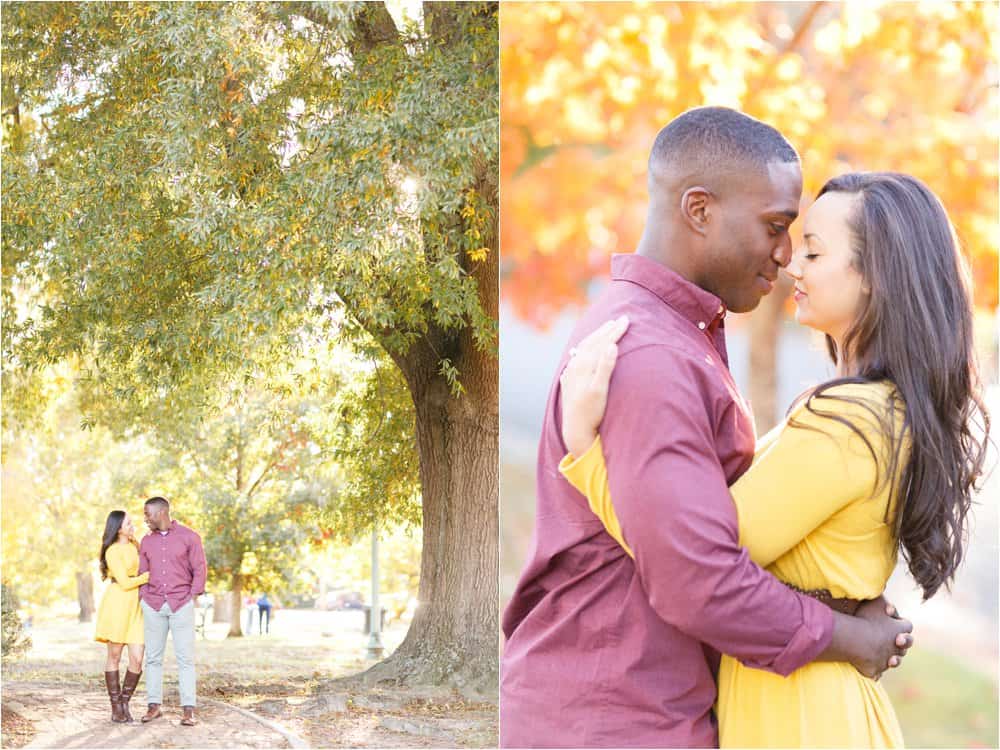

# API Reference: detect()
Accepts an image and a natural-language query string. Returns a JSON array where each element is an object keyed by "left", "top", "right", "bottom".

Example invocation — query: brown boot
[
  {"left": 180, "top": 705, "right": 197, "bottom": 726},
  {"left": 119, "top": 670, "right": 142, "bottom": 723},
  {"left": 104, "top": 671, "right": 127, "bottom": 723},
  {"left": 141, "top": 703, "right": 162, "bottom": 723}
]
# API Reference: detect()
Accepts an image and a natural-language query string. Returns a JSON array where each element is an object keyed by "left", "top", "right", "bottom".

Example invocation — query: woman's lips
[{"left": 793, "top": 289, "right": 807, "bottom": 302}]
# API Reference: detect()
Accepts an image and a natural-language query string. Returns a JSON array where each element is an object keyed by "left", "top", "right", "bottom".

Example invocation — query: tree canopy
[{"left": 3, "top": 1, "right": 496, "bottom": 426}]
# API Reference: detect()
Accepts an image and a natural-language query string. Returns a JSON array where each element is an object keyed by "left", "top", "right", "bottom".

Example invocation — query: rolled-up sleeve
[{"left": 599, "top": 345, "right": 833, "bottom": 676}]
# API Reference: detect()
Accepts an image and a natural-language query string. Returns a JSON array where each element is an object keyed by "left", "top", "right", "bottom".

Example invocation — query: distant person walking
[
  {"left": 137, "top": 497, "right": 207, "bottom": 727},
  {"left": 257, "top": 594, "right": 272, "bottom": 635},
  {"left": 95, "top": 510, "right": 148, "bottom": 723},
  {"left": 245, "top": 595, "right": 257, "bottom": 634}
]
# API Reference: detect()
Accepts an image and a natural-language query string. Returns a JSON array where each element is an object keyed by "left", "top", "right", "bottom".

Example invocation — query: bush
[{"left": 2, "top": 582, "right": 32, "bottom": 661}]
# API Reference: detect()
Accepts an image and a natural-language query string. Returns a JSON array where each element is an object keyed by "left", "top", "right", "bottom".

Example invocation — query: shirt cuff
[
  {"left": 558, "top": 434, "right": 603, "bottom": 489},
  {"left": 769, "top": 593, "right": 835, "bottom": 676}
]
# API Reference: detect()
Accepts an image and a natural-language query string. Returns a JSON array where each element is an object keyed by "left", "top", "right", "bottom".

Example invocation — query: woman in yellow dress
[
  {"left": 557, "top": 173, "right": 989, "bottom": 747},
  {"left": 94, "top": 510, "right": 149, "bottom": 723}
]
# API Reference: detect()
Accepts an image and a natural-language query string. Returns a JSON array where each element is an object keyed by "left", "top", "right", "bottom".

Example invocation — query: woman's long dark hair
[
  {"left": 99, "top": 511, "right": 126, "bottom": 581},
  {"left": 792, "top": 172, "right": 990, "bottom": 600}
]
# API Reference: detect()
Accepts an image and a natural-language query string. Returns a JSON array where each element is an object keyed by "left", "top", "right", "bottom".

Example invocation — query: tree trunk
[
  {"left": 748, "top": 276, "right": 793, "bottom": 433},
  {"left": 76, "top": 570, "right": 94, "bottom": 623},
  {"left": 213, "top": 593, "right": 230, "bottom": 623},
  {"left": 362, "top": 369, "right": 499, "bottom": 697},
  {"left": 227, "top": 574, "right": 244, "bottom": 638}
]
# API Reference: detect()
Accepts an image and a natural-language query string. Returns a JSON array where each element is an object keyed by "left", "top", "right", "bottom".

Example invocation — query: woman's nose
[{"left": 785, "top": 256, "right": 803, "bottom": 280}]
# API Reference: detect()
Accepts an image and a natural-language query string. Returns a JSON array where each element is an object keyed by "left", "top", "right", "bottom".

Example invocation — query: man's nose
[{"left": 772, "top": 234, "right": 793, "bottom": 267}]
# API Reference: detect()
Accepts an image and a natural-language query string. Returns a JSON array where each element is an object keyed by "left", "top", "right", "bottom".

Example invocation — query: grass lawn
[
  {"left": 3, "top": 608, "right": 409, "bottom": 689},
  {"left": 881, "top": 646, "right": 998, "bottom": 748}
]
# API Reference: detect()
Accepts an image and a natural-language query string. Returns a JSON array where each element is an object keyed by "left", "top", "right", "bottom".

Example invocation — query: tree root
[{"left": 320, "top": 646, "right": 498, "bottom": 702}]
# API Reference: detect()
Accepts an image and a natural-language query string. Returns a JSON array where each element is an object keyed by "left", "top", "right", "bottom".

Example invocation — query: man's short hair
[
  {"left": 650, "top": 106, "right": 799, "bottom": 179},
  {"left": 145, "top": 496, "right": 170, "bottom": 512}
]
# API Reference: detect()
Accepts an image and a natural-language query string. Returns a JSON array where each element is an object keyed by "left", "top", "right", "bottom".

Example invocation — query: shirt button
[{"left": 697, "top": 321, "right": 706, "bottom": 330}]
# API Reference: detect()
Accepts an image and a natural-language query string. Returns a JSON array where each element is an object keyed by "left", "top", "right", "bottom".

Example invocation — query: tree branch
[
  {"left": 350, "top": 2, "right": 400, "bottom": 55},
  {"left": 751, "top": 2, "right": 828, "bottom": 93},
  {"left": 245, "top": 430, "right": 301, "bottom": 500},
  {"left": 245, "top": 457, "right": 277, "bottom": 500}
]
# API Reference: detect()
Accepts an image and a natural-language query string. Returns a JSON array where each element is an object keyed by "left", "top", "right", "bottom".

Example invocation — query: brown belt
[{"left": 783, "top": 581, "right": 863, "bottom": 616}]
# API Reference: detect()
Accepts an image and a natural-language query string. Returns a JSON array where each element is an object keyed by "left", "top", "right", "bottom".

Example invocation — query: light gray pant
[{"left": 141, "top": 599, "right": 196, "bottom": 707}]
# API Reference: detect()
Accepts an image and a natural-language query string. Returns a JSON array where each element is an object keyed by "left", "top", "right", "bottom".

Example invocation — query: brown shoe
[
  {"left": 119, "top": 670, "right": 142, "bottom": 723},
  {"left": 180, "top": 706, "right": 197, "bottom": 726},
  {"left": 141, "top": 703, "right": 162, "bottom": 723},
  {"left": 104, "top": 671, "right": 127, "bottom": 723}
]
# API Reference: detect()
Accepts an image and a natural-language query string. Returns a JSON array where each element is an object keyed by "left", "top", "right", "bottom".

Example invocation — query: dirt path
[
  {"left": 0, "top": 613, "right": 497, "bottom": 748},
  {"left": 2, "top": 679, "right": 497, "bottom": 749},
  {"left": 229, "top": 682, "right": 497, "bottom": 748},
  {"left": 2, "top": 680, "right": 300, "bottom": 749}
]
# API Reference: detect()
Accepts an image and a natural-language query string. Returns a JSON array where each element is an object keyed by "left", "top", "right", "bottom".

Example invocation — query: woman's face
[
  {"left": 786, "top": 190, "right": 868, "bottom": 344},
  {"left": 120, "top": 514, "right": 135, "bottom": 539}
]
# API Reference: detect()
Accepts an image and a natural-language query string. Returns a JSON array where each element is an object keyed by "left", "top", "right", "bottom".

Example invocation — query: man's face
[
  {"left": 144, "top": 505, "right": 158, "bottom": 531},
  {"left": 703, "top": 160, "right": 802, "bottom": 313}
]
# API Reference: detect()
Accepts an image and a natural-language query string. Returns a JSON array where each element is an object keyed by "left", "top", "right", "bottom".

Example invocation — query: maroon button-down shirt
[
  {"left": 501, "top": 254, "right": 834, "bottom": 748},
  {"left": 138, "top": 520, "right": 207, "bottom": 612}
]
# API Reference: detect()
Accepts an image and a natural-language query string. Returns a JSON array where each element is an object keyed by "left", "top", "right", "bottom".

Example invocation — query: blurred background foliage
[{"left": 501, "top": 1, "right": 997, "bottom": 321}]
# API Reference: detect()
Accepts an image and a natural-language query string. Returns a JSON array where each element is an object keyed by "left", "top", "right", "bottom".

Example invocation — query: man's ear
[{"left": 680, "top": 186, "right": 713, "bottom": 237}]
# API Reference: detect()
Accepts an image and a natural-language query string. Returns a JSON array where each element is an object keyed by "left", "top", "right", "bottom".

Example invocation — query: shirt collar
[{"left": 611, "top": 254, "right": 726, "bottom": 330}]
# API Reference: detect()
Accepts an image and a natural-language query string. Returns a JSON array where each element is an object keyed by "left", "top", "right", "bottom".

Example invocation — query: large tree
[
  {"left": 500, "top": 1, "right": 998, "bottom": 429},
  {"left": 3, "top": 1, "right": 498, "bottom": 693}
]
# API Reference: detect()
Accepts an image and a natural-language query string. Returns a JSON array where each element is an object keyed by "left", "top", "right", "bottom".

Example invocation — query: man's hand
[
  {"left": 560, "top": 315, "right": 629, "bottom": 457},
  {"left": 821, "top": 595, "right": 913, "bottom": 680},
  {"left": 852, "top": 596, "right": 914, "bottom": 680}
]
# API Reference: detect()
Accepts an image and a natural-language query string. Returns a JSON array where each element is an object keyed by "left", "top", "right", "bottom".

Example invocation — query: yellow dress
[
  {"left": 94, "top": 541, "right": 149, "bottom": 645},
  {"left": 559, "top": 382, "right": 906, "bottom": 748}
]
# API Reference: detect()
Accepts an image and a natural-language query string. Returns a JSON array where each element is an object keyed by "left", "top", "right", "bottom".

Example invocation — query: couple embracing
[
  {"left": 501, "top": 107, "right": 988, "bottom": 748},
  {"left": 94, "top": 496, "right": 207, "bottom": 727}
]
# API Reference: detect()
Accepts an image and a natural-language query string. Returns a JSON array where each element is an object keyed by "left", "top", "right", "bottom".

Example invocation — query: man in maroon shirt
[
  {"left": 500, "top": 108, "right": 913, "bottom": 748},
  {"left": 137, "top": 496, "right": 207, "bottom": 727}
]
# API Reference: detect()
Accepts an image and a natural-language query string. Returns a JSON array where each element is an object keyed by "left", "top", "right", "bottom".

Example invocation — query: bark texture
[
  {"left": 227, "top": 573, "right": 244, "bottom": 638},
  {"left": 75, "top": 571, "right": 94, "bottom": 623}
]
